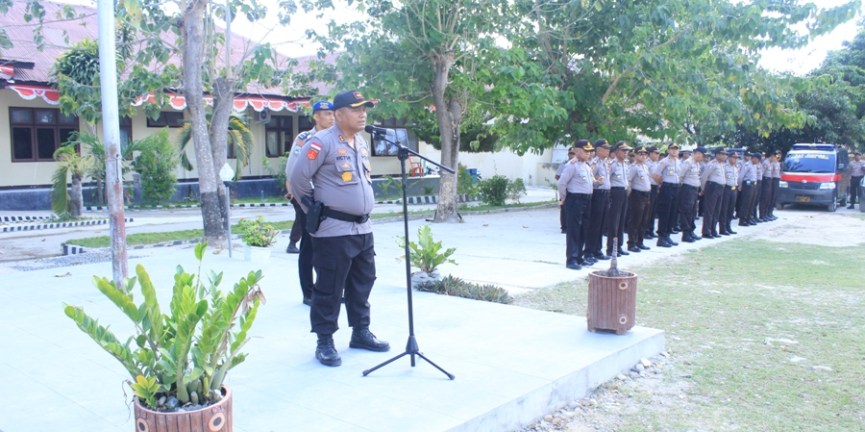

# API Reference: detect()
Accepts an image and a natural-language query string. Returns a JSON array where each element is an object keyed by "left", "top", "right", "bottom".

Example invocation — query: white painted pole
[{"left": 97, "top": 0, "right": 128, "bottom": 285}]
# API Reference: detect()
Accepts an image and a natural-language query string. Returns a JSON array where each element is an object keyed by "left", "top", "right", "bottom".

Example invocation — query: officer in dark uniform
[
  {"left": 700, "top": 148, "right": 726, "bottom": 239},
  {"left": 720, "top": 150, "right": 739, "bottom": 235},
  {"left": 285, "top": 100, "right": 335, "bottom": 305},
  {"left": 678, "top": 147, "right": 704, "bottom": 243},
  {"left": 738, "top": 152, "right": 760, "bottom": 226},
  {"left": 558, "top": 139, "right": 595, "bottom": 270},
  {"left": 626, "top": 146, "right": 652, "bottom": 252},
  {"left": 653, "top": 143, "right": 681, "bottom": 247},
  {"left": 290, "top": 90, "right": 390, "bottom": 367}
]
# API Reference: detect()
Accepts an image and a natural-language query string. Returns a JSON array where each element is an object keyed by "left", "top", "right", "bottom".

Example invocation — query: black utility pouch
[{"left": 302, "top": 196, "right": 325, "bottom": 234}]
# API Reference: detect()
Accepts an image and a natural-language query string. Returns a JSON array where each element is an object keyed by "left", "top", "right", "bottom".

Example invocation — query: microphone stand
[{"left": 362, "top": 132, "right": 455, "bottom": 380}]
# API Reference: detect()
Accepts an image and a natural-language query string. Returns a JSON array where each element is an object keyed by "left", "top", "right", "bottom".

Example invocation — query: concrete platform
[{"left": 0, "top": 207, "right": 664, "bottom": 432}]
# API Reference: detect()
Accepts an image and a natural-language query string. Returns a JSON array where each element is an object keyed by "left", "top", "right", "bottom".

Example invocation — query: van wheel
[{"left": 827, "top": 194, "right": 837, "bottom": 212}]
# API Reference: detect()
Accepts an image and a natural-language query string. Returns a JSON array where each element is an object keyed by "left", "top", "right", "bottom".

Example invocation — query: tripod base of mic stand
[{"left": 362, "top": 335, "right": 455, "bottom": 379}]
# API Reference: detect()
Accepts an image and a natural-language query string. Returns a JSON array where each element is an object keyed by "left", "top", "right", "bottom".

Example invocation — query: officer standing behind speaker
[
  {"left": 653, "top": 143, "right": 681, "bottom": 247},
  {"left": 700, "top": 148, "right": 726, "bottom": 239},
  {"left": 626, "top": 147, "right": 652, "bottom": 253},
  {"left": 290, "top": 90, "right": 390, "bottom": 367},
  {"left": 607, "top": 141, "right": 632, "bottom": 257},
  {"left": 586, "top": 140, "right": 611, "bottom": 261},
  {"left": 285, "top": 100, "right": 335, "bottom": 305},
  {"left": 558, "top": 140, "right": 595, "bottom": 270},
  {"left": 720, "top": 150, "right": 739, "bottom": 236}
]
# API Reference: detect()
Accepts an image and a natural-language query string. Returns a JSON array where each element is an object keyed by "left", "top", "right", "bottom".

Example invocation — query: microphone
[{"left": 364, "top": 125, "right": 392, "bottom": 135}]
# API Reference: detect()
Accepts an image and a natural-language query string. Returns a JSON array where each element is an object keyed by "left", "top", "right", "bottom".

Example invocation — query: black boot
[
  {"left": 315, "top": 333, "right": 341, "bottom": 367},
  {"left": 350, "top": 328, "right": 390, "bottom": 352}
]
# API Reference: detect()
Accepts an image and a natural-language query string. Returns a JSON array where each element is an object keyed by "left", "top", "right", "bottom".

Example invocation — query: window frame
[
  {"left": 146, "top": 111, "right": 185, "bottom": 128},
  {"left": 9, "top": 107, "right": 79, "bottom": 162},
  {"left": 265, "top": 115, "right": 294, "bottom": 157}
]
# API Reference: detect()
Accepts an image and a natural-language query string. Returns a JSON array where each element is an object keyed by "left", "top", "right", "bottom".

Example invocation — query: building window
[
  {"left": 146, "top": 111, "right": 185, "bottom": 128},
  {"left": 370, "top": 120, "right": 418, "bottom": 157},
  {"left": 265, "top": 115, "right": 293, "bottom": 157},
  {"left": 120, "top": 116, "right": 133, "bottom": 157},
  {"left": 10, "top": 107, "right": 79, "bottom": 162}
]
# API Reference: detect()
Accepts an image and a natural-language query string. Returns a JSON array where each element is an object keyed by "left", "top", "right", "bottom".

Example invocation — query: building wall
[{"left": 417, "top": 142, "right": 558, "bottom": 188}]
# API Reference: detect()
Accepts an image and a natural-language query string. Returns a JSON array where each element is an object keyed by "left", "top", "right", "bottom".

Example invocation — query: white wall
[{"left": 417, "top": 142, "right": 557, "bottom": 187}]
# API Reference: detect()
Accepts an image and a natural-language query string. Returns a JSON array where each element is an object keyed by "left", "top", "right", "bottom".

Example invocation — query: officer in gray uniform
[
  {"left": 720, "top": 150, "right": 739, "bottom": 235},
  {"left": 677, "top": 147, "right": 704, "bottom": 243},
  {"left": 607, "top": 141, "right": 632, "bottom": 257},
  {"left": 758, "top": 152, "right": 775, "bottom": 222},
  {"left": 586, "top": 140, "right": 611, "bottom": 260},
  {"left": 653, "top": 143, "right": 681, "bottom": 247},
  {"left": 768, "top": 149, "right": 782, "bottom": 218},
  {"left": 700, "top": 148, "right": 727, "bottom": 239},
  {"left": 626, "top": 146, "right": 652, "bottom": 252},
  {"left": 285, "top": 100, "right": 335, "bottom": 305},
  {"left": 290, "top": 90, "right": 390, "bottom": 367},
  {"left": 847, "top": 151, "right": 863, "bottom": 209},
  {"left": 738, "top": 153, "right": 760, "bottom": 226},
  {"left": 558, "top": 139, "right": 595, "bottom": 270},
  {"left": 556, "top": 148, "right": 576, "bottom": 232},
  {"left": 644, "top": 146, "right": 661, "bottom": 240}
]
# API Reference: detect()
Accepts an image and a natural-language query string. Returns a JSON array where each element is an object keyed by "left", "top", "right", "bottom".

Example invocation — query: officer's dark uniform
[
  {"left": 759, "top": 155, "right": 774, "bottom": 221},
  {"left": 738, "top": 153, "right": 759, "bottom": 226},
  {"left": 607, "top": 142, "right": 632, "bottom": 256},
  {"left": 558, "top": 140, "right": 595, "bottom": 270},
  {"left": 677, "top": 149, "right": 702, "bottom": 242},
  {"left": 290, "top": 90, "right": 389, "bottom": 367},
  {"left": 284, "top": 100, "right": 334, "bottom": 304},
  {"left": 654, "top": 145, "right": 681, "bottom": 247}
]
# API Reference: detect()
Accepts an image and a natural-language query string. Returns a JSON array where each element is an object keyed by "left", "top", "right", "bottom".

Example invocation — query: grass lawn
[{"left": 515, "top": 239, "right": 865, "bottom": 431}]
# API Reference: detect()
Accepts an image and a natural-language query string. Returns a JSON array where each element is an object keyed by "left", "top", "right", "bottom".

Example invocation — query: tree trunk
[
  {"left": 211, "top": 76, "right": 233, "bottom": 230},
  {"left": 432, "top": 51, "right": 463, "bottom": 223},
  {"left": 182, "top": 0, "right": 225, "bottom": 246},
  {"left": 70, "top": 174, "right": 83, "bottom": 218}
]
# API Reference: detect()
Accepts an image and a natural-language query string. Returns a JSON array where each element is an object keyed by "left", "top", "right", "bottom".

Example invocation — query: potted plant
[
  {"left": 63, "top": 243, "right": 265, "bottom": 432},
  {"left": 236, "top": 216, "right": 278, "bottom": 262},
  {"left": 399, "top": 225, "right": 457, "bottom": 289}
]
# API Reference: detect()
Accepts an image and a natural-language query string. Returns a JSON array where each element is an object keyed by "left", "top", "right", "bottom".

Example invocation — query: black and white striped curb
[
  {"left": 84, "top": 202, "right": 294, "bottom": 212},
  {"left": 377, "top": 194, "right": 480, "bottom": 205},
  {"left": 1, "top": 215, "right": 52, "bottom": 223},
  {"left": 62, "top": 228, "right": 292, "bottom": 256},
  {"left": 1, "top": 218, "right": 134, "bottom": 233}
]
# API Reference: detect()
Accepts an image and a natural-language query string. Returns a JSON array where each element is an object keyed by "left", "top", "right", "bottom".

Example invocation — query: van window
[{"left": 783, "top": 152, "right": 836, "bottom": 173}]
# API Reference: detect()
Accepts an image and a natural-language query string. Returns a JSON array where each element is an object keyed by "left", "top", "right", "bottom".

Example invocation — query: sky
[{"left": 57, "top": 0, "right": 865, "bottom": 75}]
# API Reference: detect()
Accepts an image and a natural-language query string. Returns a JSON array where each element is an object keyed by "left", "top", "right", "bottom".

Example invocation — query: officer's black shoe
[
  {"left": 315, "top": 334, "right": 341, "bottom": 367},
  {"left": 627, "top": 246, "right": 642, "bottom": 253},
  {"left": 566, "top": 261, "right": 582, "bottom": 270},
  {"left": 583, "top": 256, "right": 597, "bottom": 265},
  {"left": 638, "top": 244, "right": 650, "bottom": 250},
  {"left": 691, "top": 233, "right": 702, "bottom": 241},
  {"left": 286, "top": 243, "right": 300, "bottom": 254},
  {"left": 671, "top": 227, "right": 681, "bottom": 234},
  {"left": 594, "top": 253, "right": 611, "bottom": 260},
  {"left": 848, "top": 205, "right": 855, "bottom": 209},
  {"left": 711, "top": 232, "right": 720, "bottom": 238},
  {"left": 728, "top": 229, "right": 737, "bottom": 235},
  {"left": 617, "top": 249, "right": 630, "bottom": 256},
  {"left": 668, "top": 238, "right": 679, "bottom": 246},
  {"left": 644, "top": 232, "right": 656, "bottom": 239},
  {"left": 682, "top": 235, "right": 695, "bottom": 243},
  {"left": 657, "top": 238, "right": 672, "bottom": 248},
  {"left": 350, "top": 328, "right": 390, "bottom": 352}
]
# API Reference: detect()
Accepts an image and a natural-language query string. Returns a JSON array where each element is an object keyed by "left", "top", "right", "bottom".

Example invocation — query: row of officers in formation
[{"left": 556, "top": 139, "right": 783, "bottom": 270}]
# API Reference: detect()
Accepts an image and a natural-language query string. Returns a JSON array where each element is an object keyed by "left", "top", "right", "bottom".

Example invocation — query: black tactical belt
[{"left": 323, "top": 207, "right": 370, "bottom": 224}]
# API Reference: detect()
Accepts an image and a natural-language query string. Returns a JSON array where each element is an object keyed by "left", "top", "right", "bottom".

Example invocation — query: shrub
[
  {"left": 416, "top": 275, "right": 513, "bottom": 304},
  {"left": 131, "top": 129, "right": 178, "bottom": 204},
  {"left": 398, "top": 225, "right": 457, "bottom": 273},
  {"left": 478, "top": 175, "right": 509, "bottom": 205},
  {"left": 507, "top": 177, "right": 527, "bottom": 203},
  {"left": 236, "top": 216, "right": 278, "bottom": 247},
  {"left": 457, "top": 163, "right": 476, "bottom": 196}
]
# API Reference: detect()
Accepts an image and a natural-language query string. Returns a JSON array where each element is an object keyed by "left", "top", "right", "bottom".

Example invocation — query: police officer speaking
[{"left": 290, "top": 90, "right": 390, "bottom": 367}]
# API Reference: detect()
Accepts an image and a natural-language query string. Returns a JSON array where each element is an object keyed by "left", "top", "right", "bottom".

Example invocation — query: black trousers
[
  {"left": 644, "top": 184, "right": 659, "bottom": 234},
  {"left": 606, "top": 187, "right": 627, "bottom": 253},
  {"left": 850, "top": 176, "right": 863, "bottom": 205},
  {"left": 739, "top": 182, "right": 757, "bottom": 224},
  {"left": 720, "top": 186, "right": 737, "bottom": 232},
  {"left": 678, "top": 185, "right": 699, "bottom": 234},
  {"left": 627, "top": 190, "right": 650, "bottom": 247},
  {"left": 310, "top": 233, "right": 376, "bottom": 335},
  {"left": 759, "top": 177, "right": 773, "bottom": 218},
  {"left": 586, "top": 189, "right": 610, "bottom": 255},
  {"left": 701, "top": 182, "right": 724, "bottom": 235},
  {"left": 753, "top": 180, "right": 762, "bottom": 219},
  {"left": 656, "top": 182, "right": 679, "bottom": 237},
  {"left": 560, "top": 205, "right": 566, "bottom": 231},
  {"left": 292, "top": 199, "right": 315, "bottom": 299},
  {"left": 289, "top": 200, "right": 303, "bottom": 243},
  {"left": 565, "top": 193, "right": 592, "bottom": 263}
]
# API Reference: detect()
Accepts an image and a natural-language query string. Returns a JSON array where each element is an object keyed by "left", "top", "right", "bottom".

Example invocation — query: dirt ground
[{"left": 518, "top": 207, "right": 865, "bottom": 432}]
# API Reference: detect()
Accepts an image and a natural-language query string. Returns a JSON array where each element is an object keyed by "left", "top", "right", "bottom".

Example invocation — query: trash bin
[
  {"left": 586, "top": 259, "right": 637, "bottom": 335},
  {"left": 467, "top": 168, "right": 480, "bottom": 184}
]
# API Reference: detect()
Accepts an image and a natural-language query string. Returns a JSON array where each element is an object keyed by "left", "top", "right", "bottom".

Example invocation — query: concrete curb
[
  {"left": 1, "top": 217, "right": 134, "bottom": 233},
  {"left": 61, "top": 228, "right": 292, "bottom": 256}
]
